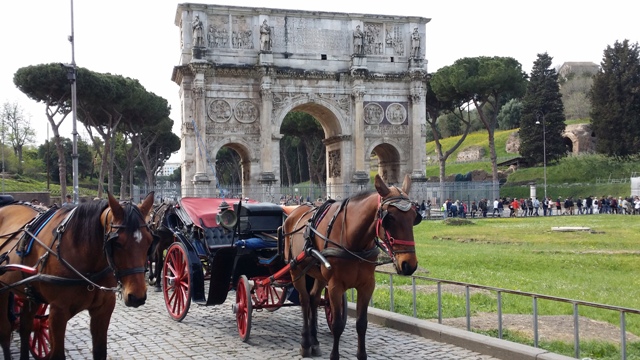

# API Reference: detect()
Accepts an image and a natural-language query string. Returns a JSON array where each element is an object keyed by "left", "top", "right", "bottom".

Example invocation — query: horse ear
[
  {"left": 139, "top": 191, "right": 155, "bottom": 217},
  {"left": 374, "top": 174, "right": 390, "bottom": 197},
  {"left": 401, "top": 174, "right": 412, "bottom": 194},
  {"left": 107, "top": 192, "right": 124, "bottom": 220}
]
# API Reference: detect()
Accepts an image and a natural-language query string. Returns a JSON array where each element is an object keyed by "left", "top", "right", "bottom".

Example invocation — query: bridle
[
  {"left": 375, "top": 190, "right": 421, "bottom": 258},
  {"left": 103, "top": 205, "right": 155, "bottom": 283}
]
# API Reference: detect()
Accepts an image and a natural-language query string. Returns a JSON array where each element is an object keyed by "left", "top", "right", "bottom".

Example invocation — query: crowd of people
[{"left": 431, "top": 195, "right": 640, "bottom": 219}]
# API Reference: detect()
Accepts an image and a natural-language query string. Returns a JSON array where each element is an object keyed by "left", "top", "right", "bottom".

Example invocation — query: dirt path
[{"left": 437, "top": 313, "right": 638, "bottom": 343}]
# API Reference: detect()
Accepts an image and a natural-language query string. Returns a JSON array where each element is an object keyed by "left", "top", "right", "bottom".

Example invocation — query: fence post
[
  {"left": 621, "top": 311, "right": 626, "bottom": 360},
  {"left": 497, "top": 291, "right": 503, "bottom": 339},
  {"left": 465, "top": 286, "right": 471, "bottom": 331},
  {"left": 533, "top": 297, "right": 538, "bottom": 348},
  {"left": 437, "top": 282, "right": 442, "bottom": 324},
  {"left": 573, "top": 303, "right": 580, "bottom": 359},
  {"left": 412, "top": 276, "right": 417, "bottom": 318},
  {"left": 389, "top": 274, "right": 394, "bottom": 313}
]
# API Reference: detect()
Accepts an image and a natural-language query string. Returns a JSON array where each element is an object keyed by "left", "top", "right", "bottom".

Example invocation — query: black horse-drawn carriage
[
  {"left": 154, "top": 175, "right": 419, "bottom": 358},
  {"left": 157, "top": 197, "right": 344, "bottom": 341}
]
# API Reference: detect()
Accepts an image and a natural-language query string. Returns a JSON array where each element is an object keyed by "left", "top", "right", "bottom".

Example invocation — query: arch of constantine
[{"left": 172, "top": 3, "right": 430, "bottom": 200}]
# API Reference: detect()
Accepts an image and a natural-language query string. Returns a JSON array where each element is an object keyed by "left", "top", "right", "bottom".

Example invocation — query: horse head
[
  {"left": 374, "top": 174, "right": 419, "bottom": 276},
  {"left": 102, "top": 192, "right": 155, "bottom": 307}
]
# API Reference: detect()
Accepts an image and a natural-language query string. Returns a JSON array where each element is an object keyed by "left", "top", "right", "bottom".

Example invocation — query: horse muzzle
[
  {"left": 400, "top": 260, "right": 418, "bottom": 276},
  {"left": 125, "top": 293, "right": 147, "bottom": 308}
]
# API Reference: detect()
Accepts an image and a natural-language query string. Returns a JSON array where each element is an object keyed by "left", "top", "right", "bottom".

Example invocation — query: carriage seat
[
  {"left": 235, "top": 236, "right": 279, "bottom": 265},
  {"left": 205, "top": 227, "right": 234, "bottom": 248},
  {"left": 0, "top": 195, "right": 15, "bottom": 207}
]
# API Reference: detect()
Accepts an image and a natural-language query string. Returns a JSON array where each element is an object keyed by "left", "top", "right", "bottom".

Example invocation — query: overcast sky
[{"left": 1, "top": 0, "right": 638, "bottom": 156}]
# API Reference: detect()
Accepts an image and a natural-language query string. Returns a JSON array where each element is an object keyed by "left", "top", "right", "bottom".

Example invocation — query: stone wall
[{"left": 456, "top": 145, "right": 485, "bottom": 162}]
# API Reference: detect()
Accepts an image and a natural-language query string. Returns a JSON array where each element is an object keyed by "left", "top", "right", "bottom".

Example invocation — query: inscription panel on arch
[{"left": 272, "top": 17, "right": 349, "bottom": 53}]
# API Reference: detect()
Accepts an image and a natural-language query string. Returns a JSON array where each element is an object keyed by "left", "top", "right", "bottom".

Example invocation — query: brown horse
[
  {"left": 283, "top": 174, "right": 419, "bottom": 360},
  {"left": 0, "top": 192, "right": 155, "bottom": 360},
  {"left": 146, "top": 201, "right": 174, "bottom": 291}
]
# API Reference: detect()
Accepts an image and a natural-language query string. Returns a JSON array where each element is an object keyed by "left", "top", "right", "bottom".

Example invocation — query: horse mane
[
  {"left": 347, "top": 190, "right": 376, "bottom": 203},
  {"left": 61, "top": 201, "right": 108, "bottom": 246},
  {"left": 62, "top": 200, "right": 144, "bottom": 245}
]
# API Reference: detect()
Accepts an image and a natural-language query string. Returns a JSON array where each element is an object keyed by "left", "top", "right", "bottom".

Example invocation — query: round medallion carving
[
  {"left": 386, "top": 103, "right": 407, "bottom": 125},
  {"left": 234, "top": 100, "right": 259, "bottom": 123},
  {"left": 207, "top": 100, "right": 232, "bottom": 123},
  {"left": 364, "top": 103, "right": 384, "bottom": 125}
]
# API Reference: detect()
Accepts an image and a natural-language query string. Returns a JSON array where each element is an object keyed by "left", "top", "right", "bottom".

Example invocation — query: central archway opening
[
  {"left": 370, "top": 143, "right": 401, "bottom": 185},
  {"left": 277, "top": 111, "right": 326, "bottom": 204},
  {"left": 214, "top": 143, "right": 250, "bottom": 197}
]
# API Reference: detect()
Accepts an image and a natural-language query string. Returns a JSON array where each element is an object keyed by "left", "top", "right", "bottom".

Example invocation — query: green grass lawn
[{"left": 369, "top": 214, "right": 640, "bottom": 359}]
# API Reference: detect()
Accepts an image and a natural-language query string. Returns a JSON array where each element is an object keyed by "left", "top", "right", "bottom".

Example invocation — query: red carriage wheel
[
  {"left": 323, "top": 287, "right": 348, "bottom": 334},
  {"left": 235, "top": 275, "right": 252, "bottom": 342},
  {"left": 163, "top": 242, "right": 192, "bottom": 321},
  {"left": 29, "top": 303, "right": 50, "bottom": 360}
]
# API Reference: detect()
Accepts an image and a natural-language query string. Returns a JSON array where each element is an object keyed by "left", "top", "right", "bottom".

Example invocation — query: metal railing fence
[{"left": 346, "top": 270, "right": 639, "bottom": 360}]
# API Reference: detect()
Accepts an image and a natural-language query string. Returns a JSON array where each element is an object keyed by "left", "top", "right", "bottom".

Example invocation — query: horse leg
[
  {"left": 88, "top": 297, "right": 115, "bottom": 360},
  {"left": 329, "top": 284, "right": 347, "bottom": 360},
  {"left": 308, "top": 280, "right": 324, "bottom": 357},
  {"left": 46, "top": 304, "right": 70, "bottom": 360},
  {"left": 355, "top": 283, "right": 375, "bottom": 360},
  {"left": 0, "top": 294, "right": 12, "bottom": 360},
  {"left": 17, "top": 301, "right": 37, "bottom": 360},
  {"left": 153, "top": 249, "right": 162, "bottom": 292},
  {"left": 293, "top": 274, "right": 313, "bottom": 357}
]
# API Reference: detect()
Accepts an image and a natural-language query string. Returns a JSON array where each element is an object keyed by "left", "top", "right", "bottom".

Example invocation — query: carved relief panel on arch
[
  {"left": 207, "top": 15, "right": 230, "bottom": 49},
  {"left": 231, "top": 15, "right": 253, "bottom": 49},
  {"left": 363, "top": 102, "right": 408, "bottom": 125}
]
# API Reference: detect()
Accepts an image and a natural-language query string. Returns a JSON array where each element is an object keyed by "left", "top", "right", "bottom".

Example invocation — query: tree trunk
[
  {"left": 297, "top": 145, "right": 304, "bottom": 184},
  {"left": 474, "top": 99, "right": 500, "bottom": 200},
  {"left": 280, "top": 146, "right": 292, "bottom": 186},
  {"left": 44, "top": 104, "right": 69, "bottom": 202}
]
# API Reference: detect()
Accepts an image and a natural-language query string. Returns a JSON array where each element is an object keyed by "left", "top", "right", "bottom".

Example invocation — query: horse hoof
[
  {"left": 300, "top": 346, "right": 312, "bottom": 357},
  {"left": 154, "top": 286, "right": 162, "bottom": 292},
  {"left": 311, "top": 345, "right": 322, "bottom": 357}
]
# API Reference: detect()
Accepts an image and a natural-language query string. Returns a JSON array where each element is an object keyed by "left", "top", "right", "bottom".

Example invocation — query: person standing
[
  {"left": 419, "top": 200, "right": 427, "bottom": 219},
  {"left": 62, "top": 194, "right": 74, "bottom": 209},
  {"left": 492, "top": 199, "right": 500, "bottom": 217}
]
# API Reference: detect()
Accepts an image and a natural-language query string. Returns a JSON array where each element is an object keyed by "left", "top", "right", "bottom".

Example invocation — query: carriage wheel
[
  {"left": 323, "top": 288, "right": 348, "bottom": 334},
  {"left": 235, "top": 275, "right": 252, "bottom": 342},
  {"left": 29, "top": 303, "right": 50, "bottom": 360},
  {"left": 163, "top": 242, "right": 192, "bottom": 321}
]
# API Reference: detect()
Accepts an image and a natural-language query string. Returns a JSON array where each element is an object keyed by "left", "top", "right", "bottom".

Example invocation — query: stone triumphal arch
[{"left": 172, "top": 3, "right": 430, "bottom": 200}]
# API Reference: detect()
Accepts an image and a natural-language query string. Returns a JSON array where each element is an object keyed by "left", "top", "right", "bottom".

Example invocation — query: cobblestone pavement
[{"left": 9, "top": 287, "right": 499, "bottom": 359}]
